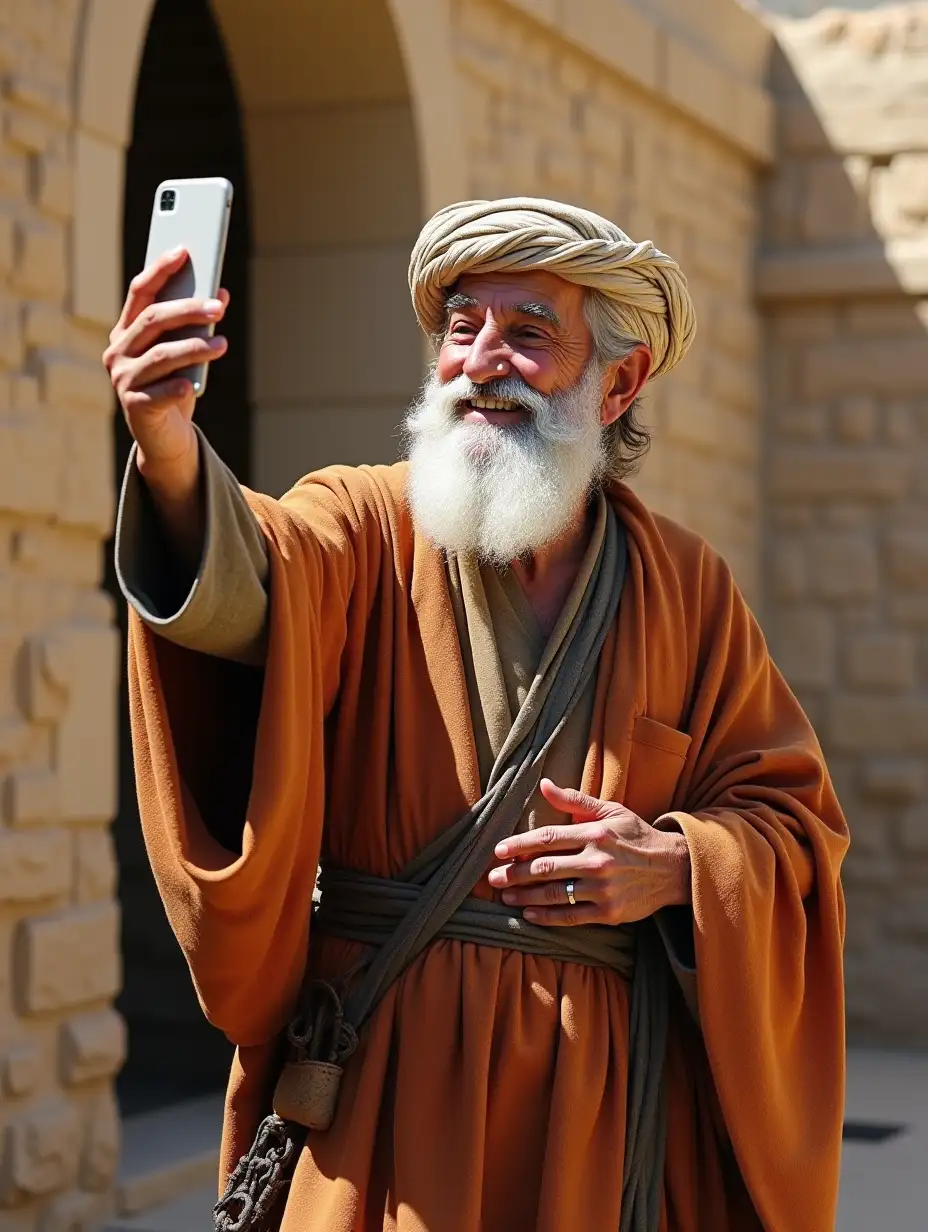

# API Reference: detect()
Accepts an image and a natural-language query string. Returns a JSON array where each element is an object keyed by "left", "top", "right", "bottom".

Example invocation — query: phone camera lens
[{"left": 160, "top": 189, "right": 176, "bottom": 212}]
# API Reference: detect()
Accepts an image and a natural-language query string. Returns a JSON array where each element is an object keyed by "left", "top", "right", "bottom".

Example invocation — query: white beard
[{"left": 403, "top": 362, "right": 607, "bottom": 565}]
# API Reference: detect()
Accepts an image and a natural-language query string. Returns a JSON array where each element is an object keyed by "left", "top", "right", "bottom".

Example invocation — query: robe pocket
[{"left": 623, "top": 715, "right": 692, "bottom": 823}]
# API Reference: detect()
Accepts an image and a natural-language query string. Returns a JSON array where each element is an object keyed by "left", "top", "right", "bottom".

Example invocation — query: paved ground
[
  {"left": 838, "top": 1048, "right": 928, "bottom": 1232},
  {"left": 106, "top": 1048, "right": 928, "bottom": 1231}
]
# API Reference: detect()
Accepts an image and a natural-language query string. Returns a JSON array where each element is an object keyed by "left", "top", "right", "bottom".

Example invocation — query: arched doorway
[
  {"left": 105, "top": 0, "right": 427, "bottom": 1117},
  {"left": 108, "top": 0, "right": 250, "bottom": 1115}
]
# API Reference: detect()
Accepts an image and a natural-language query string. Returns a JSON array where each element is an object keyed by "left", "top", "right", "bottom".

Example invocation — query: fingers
[
  {"left": 522, "top": 902, "right": 601, "bottom": 928},
  {"left": 487, "top": 848, "right": 606, "bottom": 890},
  {"left": 117, "top": 296, "right": 226, "bottom": 358},
  {"left": 121, "top": 334, "right": 228, "bottom": 391},
  {"left": 539, "top": 779, "right": 610, "bottom": 820},
  {"left": 499, "top": 876, "right": 596, "bottom": 908},
  {"left": 495, "top": 819, "right": 605, "bottom": 862},
  {"left": 115, "top": 247, "right": 189, "bottom": 334}
]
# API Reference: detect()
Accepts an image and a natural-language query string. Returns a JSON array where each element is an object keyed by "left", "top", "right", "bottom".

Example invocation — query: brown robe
[{"left": 118, "top": 436, "right": 848, "bottom": 1231}]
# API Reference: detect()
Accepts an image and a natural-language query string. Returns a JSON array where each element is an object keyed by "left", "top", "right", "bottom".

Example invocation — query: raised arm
[{"left": 105, "top": 249, "right": 268, "bottom": 664}]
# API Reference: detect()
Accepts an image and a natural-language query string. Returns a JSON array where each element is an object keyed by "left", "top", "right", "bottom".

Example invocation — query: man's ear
[{"left": 601, "top": 345, "right": 653, "bottom": 427}]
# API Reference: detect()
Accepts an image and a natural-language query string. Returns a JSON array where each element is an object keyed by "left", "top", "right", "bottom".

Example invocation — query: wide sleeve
[
  {"left": 654, "top": 546, "right": 849, "bottom": 1232},
  {"left": 115, "top": 425, "right": 270, "bottom": 665},
  {"left": 127, "top": 467, "right": 374, "bottom": 1049}
]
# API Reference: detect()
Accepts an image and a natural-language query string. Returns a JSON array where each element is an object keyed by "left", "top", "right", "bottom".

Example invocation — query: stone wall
[
  {"left": 0, "top": 1, "right": 126, "bottom": 1228},
  {"left": 453, "top": 0, "right": 773, "bottom": 604},
  {"left": 762, "top": 3, "right": 928, "bottom": 1046}
]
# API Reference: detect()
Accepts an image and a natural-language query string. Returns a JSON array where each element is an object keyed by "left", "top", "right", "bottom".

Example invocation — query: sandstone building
[{"left": 0, "top": 0, "right": 925, "bottom": 1225}]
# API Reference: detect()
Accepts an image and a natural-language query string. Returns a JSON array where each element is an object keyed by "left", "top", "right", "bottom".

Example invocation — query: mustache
[{"left": 441, "top": 373, "right": 553, "bottom": 418}]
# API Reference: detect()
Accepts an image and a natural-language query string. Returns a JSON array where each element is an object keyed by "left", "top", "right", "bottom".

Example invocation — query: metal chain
[{"left": 213, "top": 1114, "right": 296, "bottom": 1232}]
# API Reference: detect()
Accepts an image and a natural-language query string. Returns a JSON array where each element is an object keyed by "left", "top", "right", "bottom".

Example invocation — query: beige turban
[{"left": 408, "top": 197, "right": 696, "bottom": 379}]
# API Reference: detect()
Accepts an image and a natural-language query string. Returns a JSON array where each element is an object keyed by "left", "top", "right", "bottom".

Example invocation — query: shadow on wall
[{"left": 758, "top": 8, "right": 928, "bottom": 1049}]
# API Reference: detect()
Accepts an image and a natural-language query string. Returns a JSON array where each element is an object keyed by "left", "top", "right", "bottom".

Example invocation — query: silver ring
[{"left": 565, "top": 880, "right": 577, "bottom": 907}]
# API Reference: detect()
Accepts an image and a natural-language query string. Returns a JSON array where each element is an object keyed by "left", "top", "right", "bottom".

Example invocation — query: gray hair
[{"left": 582, "top": 288, "right": 651, "bottom": 483}]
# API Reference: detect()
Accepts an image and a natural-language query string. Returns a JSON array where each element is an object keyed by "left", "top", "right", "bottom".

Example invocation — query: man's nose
[{"left": 462, "top": 323, "right": 512, "bottom": 385}]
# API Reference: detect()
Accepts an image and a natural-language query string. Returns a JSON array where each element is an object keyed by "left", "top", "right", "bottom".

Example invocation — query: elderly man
[{"left": 105, "top": 199, "right": 848, "bottom": 1232}]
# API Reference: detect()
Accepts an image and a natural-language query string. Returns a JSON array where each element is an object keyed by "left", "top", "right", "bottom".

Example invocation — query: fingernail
[
  {"left": 495, "top": 843, "right": 509, "bottom": 857},
  {"left": 169, "top": 245, "right": 185, "bottom": 258},
  {"left": 204, "top": 298, "right": 223, "bottom": 317},
  {"left": 523, "top": 909, "right": 538, "bottom": 922},
  {"left": 209, "top": 335, "right": 227, "bottom": 349},
  {"left": 501, "top": 891, "right": 515, "bottom": 905}
]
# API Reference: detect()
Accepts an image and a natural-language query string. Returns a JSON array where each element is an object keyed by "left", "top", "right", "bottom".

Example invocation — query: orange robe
[{"left": 128, "top": 462, "right": 848, "bottom": 1231}]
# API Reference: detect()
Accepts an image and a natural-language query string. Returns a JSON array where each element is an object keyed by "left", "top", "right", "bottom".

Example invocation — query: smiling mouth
[{"left": 461, "top": 396, "right": 524, "bottom": 414}]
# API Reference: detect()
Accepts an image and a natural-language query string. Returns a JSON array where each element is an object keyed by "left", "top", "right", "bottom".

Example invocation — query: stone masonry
[
  {"left": 0, "top": 0, "right": 127, "bottom": 1229},
  {"left": 762, "top": 4, "right": 928, "bottom": 1047}
]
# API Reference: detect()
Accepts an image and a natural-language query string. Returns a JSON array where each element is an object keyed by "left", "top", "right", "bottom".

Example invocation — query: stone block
[
  {"left": 2, "top": 1099, "right": 81, "bottom": 1198},
  {"left": 4, "top": 109, "right": 51, "bottom": 154},
  {"left": 861, "top": 757, "right": 926, "bottom": 805},
  {"left": 74, "top": 828, "right": 116, "bottom": 905},
  {"left": 769, "top": 541, "right": 808, "bottom": 600},
  {"left": 827, "top": 694, "right": 928, "bottom": 752},
  {"left": 885, "top": 403, "right": 918, "bottom": 445},
  {"left": 770, "top": 607, "right": 834, "bottom": 689},
  {"left": 809, "top": 531, "right": 879, "bottom": 600},
  {"left": 871, "top": 153, "right": 928, "bottom": 240},
  {"left": 16, "top": 904, "right": 120, "bottom": 1014},
  {"left": 60, "top": 1010, "right": 126, "bottom": 1086},
  {"left": 3, "top": 1042, "right": 42, "bottom": 1097},
  {"left": 899, "top": 807, "right": 928, "bottom": 853},
  {"left": 561, "top": 0, "right": 658, "bottom": 94},
  {"left": 0, "top": 215, "right": 15, "bottom": 278},
  {"left": 706, "top": 352, "right": 758, "bottom": 412},
  {"left": 768, "top": 449, "right": 909, "bottom": 501},
  {"left": 834, "top": 396, "right": 876, "bottom": 443},
  {"left": 12, "top": 220, "right": 66, "bottom": 300},
  {"left": 802, "top": 337, "right": 928, "bottom": 399},
  {"left": 8, "top": 770, "right": 60, "bottom": 826},
  {"left": 80, "top": 1091, "right": 119, "bottom": 1192},
  {"left": 0, "top": 292, "right": 23, "bottom": 371},
  {"left": 800, "top": 157, "right": 869, "bottom": 244},
  {"left": 772, "top": 405, "right": 828, "bottom": 442},
  {"left": 58, "top": 413, "right": 114, "bottom": 532},
  {"left": 22, "top": 304, "right": 63, "bottom": 350},
  {"left": 844, "top": 632, "right": 917, "bottom": 690},
  {"left": 0, "top": 831, "right": 70, "bottom": 903},
  {"left": 886, "top": 529, "right": 928, "bottom": 589},
  {"left": 6, "top": 76, "right": 69, "bottom": 126},
  {"left": 34, "top": 157, "right": 74, "bottom": 222}
]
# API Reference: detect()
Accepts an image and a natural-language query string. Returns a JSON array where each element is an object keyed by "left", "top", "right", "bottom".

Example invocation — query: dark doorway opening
[{"left": 106, "top": 0, "right": 251, "bottom": 1116}]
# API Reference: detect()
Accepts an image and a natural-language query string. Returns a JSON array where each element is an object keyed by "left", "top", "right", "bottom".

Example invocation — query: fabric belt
[{"left": 315, "top": 865, "right": 636, "bottom": 977}]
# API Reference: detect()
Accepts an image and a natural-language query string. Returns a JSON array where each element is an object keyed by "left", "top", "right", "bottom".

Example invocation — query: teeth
[{"left": 470, "top": 397, "right": 516, "bottom": 411}]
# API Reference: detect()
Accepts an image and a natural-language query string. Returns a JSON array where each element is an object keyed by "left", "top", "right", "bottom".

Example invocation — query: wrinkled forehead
[{"left": 449, "top": 269, "right": 588, "bottom": 323}]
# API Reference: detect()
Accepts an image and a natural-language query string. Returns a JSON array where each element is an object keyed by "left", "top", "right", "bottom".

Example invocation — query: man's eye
[{"left": 449, "top": 322, "right": 476, "bottom": 337}]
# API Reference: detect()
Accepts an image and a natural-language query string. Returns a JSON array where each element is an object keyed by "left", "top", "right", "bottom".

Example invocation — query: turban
[{"left": 408, "top": 197, "right": 696, "bottom": 379}]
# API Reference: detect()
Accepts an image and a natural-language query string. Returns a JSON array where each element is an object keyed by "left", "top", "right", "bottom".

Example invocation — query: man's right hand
[
  {"left": 105, "top": 248, "right": 230, "bottom": 572},
  {"left": 104, "top": 246, "right": 229, "bottom": 502}
]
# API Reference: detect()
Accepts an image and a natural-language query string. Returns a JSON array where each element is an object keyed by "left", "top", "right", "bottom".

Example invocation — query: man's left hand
[{"left": 486, "top": 779, "right": 692, "bottom": 926}]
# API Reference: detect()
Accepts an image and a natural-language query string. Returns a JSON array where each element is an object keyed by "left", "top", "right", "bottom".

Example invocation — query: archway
[
  {"left": 91, "top": 0, "right": 428, "bottom": 1116},
  {"left": 107, "top": 0, "right": 250, "bottom": 1114}
]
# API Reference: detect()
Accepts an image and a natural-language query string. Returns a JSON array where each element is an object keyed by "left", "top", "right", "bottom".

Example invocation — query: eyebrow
[{"left": 442, "top": 293, "right": 561, "bottom": 328}]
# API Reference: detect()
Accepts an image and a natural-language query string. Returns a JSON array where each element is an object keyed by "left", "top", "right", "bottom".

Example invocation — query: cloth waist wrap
[
  {"left": 214, "top": 508, "right": 670, "bottom": 1232},
  {"left": 315, "top": 866, "right": 636, "bottom": 976}
]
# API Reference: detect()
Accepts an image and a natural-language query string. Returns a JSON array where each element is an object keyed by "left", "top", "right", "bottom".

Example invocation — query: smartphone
[{"left": 143, "top": 177, "right": 233, "bottom": 397}]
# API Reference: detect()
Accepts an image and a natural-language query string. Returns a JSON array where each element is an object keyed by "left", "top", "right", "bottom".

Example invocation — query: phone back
[{"left": 144, "top": 177, "right": 233, "bottom": 395}]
